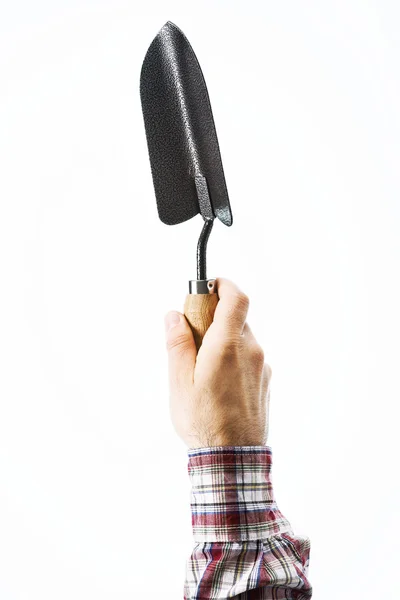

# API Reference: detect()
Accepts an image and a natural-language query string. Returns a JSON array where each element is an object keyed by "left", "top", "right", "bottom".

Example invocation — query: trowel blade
[{"left": 140, "top": 21, "right": 232, "bottom": 227}]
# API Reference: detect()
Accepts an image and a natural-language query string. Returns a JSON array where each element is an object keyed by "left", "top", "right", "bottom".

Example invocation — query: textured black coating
[
  {"left": 140, "top": 21, "right": 233, "bottom": 227},
  {"left": 197, "top": 219, "right": 213, "bottom": 280}
]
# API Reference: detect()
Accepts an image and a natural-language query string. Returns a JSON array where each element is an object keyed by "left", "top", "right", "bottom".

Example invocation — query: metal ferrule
[{"left": 189, "top": 279, "right": 216, "bottom": 294}]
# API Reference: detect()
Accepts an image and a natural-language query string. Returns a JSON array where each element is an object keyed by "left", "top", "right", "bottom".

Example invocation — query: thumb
[{"left": 164, "top": 311, "right": 196, "bottom": 388}]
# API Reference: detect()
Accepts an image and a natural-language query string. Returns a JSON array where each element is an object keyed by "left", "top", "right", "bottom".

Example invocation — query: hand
[{"left": 164, "top": 278, "right": 271, "bottom": 449}]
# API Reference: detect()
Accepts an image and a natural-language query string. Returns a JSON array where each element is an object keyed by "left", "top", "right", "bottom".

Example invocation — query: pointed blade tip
[{"left": 161, "top": 21, "right": 179, "bottom": 34}]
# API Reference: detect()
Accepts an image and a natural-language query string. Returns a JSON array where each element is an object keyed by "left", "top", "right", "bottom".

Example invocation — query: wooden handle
[{"left": 184, "top": 293, "right": 219, "bottom": 351}]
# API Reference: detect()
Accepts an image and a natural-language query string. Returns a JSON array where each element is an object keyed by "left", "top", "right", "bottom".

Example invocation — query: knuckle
[
  {"left": 220, "top": 337, "right": 241, "bottom": 363},
  {"left": 166, "top": 332, "right": 190, "bottom": 353},
  {"left": 224, "top": 292, "right": 249, "bottom": 327},
  {"left": 252, "top": 344, "right": 265, "bottom": 365},
  {"left": 234, "top": 291, "right": 250, "bottom": 311},
  {"left": 264, "top": 362, "right": 272, "bottom": 380}
]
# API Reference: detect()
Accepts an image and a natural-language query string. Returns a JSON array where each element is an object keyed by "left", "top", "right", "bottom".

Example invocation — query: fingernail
[{"left": 165, "top": 311, "right": 181, "bottom": 332}]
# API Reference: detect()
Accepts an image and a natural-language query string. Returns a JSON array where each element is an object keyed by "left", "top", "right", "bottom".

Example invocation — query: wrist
[{"left": 188, "top": 437, "right": 266, "bottom": 449}]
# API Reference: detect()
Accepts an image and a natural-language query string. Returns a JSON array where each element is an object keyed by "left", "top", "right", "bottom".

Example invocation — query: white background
[{"left": 0, "top": 1, "right": 399, "bottom": 598}]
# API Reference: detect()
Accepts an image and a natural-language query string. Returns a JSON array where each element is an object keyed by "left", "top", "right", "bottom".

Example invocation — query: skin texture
[{"left": 165, "top": 278, "right": 271, "bottom": 449}]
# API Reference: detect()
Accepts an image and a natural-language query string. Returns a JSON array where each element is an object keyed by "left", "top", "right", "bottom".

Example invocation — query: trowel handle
[{"left": 184, "top": 279, "right": 218, "bottom": 351}]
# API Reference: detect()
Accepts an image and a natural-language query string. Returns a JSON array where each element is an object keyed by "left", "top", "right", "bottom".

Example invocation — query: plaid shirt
[{"left": 184, "top": 446, "right": 312, "bottom": 599}]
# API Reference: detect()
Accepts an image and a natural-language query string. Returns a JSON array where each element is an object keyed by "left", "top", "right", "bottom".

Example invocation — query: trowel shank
[{"left": 184, "top": 219, "right": 218, "bottom": 351}]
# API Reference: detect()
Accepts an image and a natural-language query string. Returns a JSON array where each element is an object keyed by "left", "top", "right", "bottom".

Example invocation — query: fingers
[
  {"left": 165, "top": 311, "right": 196, "bottom": 390},
  {"left": 261, "top": 363, "right": 272, "bottom": 442},
  {"left": 242, "top": 321, "right": 255, "bottom": 339},
  {"left": 243, "top": 323, "right": 272, "bottom": 402},
  {"left": 261, "top": 363, "right": 272, "bottom": 399},
  {"left": 213, "top": 278, "right": 250, "bottom": 336}
]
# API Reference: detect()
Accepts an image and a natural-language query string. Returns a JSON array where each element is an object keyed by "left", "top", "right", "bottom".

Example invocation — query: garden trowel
[{"left": 140, "top": 21, "right": 232, "bottom": 350}]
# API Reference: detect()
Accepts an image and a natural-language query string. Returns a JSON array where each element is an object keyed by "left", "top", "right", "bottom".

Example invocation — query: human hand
[{"left": 165, "top": 278, "right": 271, "bottom": 449}]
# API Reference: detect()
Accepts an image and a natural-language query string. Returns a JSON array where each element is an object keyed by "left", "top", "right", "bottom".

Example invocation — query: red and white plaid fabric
[{"left": 184, "top": 446, "right": 312, "bottom": 599}]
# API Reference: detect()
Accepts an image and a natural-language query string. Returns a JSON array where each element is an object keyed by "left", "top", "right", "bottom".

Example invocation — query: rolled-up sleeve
[{"left": 184, "top": 446, "right": 312, "bottom": 599}]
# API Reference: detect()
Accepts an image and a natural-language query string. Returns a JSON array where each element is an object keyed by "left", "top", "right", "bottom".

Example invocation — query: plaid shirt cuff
[{"left": 188, "top": 445, "right": 294, "bottom": 542}]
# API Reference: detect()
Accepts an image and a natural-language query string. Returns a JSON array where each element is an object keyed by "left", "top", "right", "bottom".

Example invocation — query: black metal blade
[{"left": 140, "top": 21, "right": 232, "bottom": 227}]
